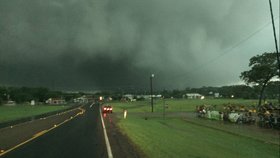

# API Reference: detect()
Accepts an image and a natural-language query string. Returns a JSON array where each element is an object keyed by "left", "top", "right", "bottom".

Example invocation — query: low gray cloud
[{"left": 0, "top": 0, "right": 279, "bottom": 90}]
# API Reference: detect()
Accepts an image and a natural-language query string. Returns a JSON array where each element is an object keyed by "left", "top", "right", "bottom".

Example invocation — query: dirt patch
[{"left": 103, "top": 112, "right": 147, "bottom": 158}]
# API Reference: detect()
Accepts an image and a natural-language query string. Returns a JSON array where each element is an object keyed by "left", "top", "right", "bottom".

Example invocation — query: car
[{"left": 102, "top": 105, "right": 113, "bottom": 113}]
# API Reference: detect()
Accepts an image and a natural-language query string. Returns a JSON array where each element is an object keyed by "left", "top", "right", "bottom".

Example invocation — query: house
[
  {"left": 184, "top": 93, "right": 203, "bottom": 99},
  {"left": 123, "top": 94, "right": 134, "bottom": 100},
  {"left": 73, "top": 95, "right": 88, "bottom": 103},
  {"left": 122, "top": 94, "right": 163, "bottom": 101},
  {"left": 45, "top": 98, "right": 66, "bottom": 105}
]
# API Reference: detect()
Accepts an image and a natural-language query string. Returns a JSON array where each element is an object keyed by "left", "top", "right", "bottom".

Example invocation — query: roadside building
[
  {"left": 122, "top": 94, "right": 162, "bottom": 101},
  {"left": 45, "top": 98, "right": 66, "bottom": 105},
  {"left": 74, "top": 95, "right": 88, "bottom": 103},
  {"left": 135, "top": 95, "right": 149, "bottom": 100},
  {"left": 184, "top": 93, "right": 203, "bottom": 99},
  {"left": 123, "top": 94, "right": 134, "bottom": 100},
  {"left": 122, "top": 94, "right": 135, "bottom": 101}
]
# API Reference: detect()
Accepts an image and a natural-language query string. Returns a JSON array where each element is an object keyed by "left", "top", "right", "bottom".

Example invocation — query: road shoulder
[{"left": 103, "top": 112, "right": 147, "bottom": 158}]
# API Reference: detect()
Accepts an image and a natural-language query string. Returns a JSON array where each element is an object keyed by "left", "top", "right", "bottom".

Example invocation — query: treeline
[
  {"left": 160, "top": 81, "right": 278, "bottom": 99},
  {"left": 0, "top": 81, "right": 278, "bottom": 104},
  {"left": 87, "top": 81, "right": 279, "bottom": 100},
  {"left": 0, "top": 87, "right": 84, "bottom": 104}
]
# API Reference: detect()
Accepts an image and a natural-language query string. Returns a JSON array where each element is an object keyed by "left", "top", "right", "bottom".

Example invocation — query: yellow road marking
[
  {"left": 0, "top": 106, "right": 84, "bottom": 131},
  {"left": 0, "top": 107, "right": 85, "bottom": 157},
  {"left": 33, "top": 130, "right": 47, "bottom": 137}
]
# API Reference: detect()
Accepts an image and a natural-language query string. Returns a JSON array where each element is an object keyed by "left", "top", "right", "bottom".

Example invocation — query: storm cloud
[{"left": 0, "top": 0, "right": 279, "bottom": 90}]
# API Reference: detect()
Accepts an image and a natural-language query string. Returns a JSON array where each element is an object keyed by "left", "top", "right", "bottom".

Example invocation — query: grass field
[
  {"left": 111, "top": 99, "right": 279, "bottom": 158},
  {"left": 111, "top": 98, "right": 261, "bottom": 113},
  {"left": 0, "top": 105, "right": 68, "bottom": 123}
]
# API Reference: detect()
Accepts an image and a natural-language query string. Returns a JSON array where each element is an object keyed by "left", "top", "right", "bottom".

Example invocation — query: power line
[{"left": 178, "top": 16, "right": 279, "bottom": 81}]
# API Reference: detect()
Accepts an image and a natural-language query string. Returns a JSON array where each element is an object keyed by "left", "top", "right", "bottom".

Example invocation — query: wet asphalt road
[{"left": 1, "top": 104, "right": 108, "bottom": 158}]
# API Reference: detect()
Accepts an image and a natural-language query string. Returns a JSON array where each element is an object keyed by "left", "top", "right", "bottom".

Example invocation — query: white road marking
[
  {"left": 90, "top": 102, "right": 94, "bottom": 108},
  {"left": 99, "top": 108, "right": 113, "bottom": 158}
]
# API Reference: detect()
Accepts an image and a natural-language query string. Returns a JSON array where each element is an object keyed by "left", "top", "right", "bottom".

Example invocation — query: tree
[
  {"left": 266, "top": 81, "right": 279, "bottom": 99},
  {"left": 172, "top": 90, "right": 183, "bottom": 98},
  {"left": 161, "top": 89, "right": 171, "bottom": 98},
  {"left": 240, "top": 52, "right": 278, "bottom": 106},
  {"left": 32, "top": 87, "right": 49, "bottom": 102}
]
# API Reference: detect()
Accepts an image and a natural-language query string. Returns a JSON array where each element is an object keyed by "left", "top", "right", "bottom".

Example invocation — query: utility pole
[
  {"left": 268, "top": 0, "right": 280, "bottom": 104},
  {"left": 163, "top": 98, "right": 166, "bottom": 119},
  {"left": 150, "top": 74, "right": 154, "bottom": 112}
]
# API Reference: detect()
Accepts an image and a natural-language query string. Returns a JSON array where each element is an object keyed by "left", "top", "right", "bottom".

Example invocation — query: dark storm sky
[{"left": 0, "top": 0, "right": 279, "bottom": 90}]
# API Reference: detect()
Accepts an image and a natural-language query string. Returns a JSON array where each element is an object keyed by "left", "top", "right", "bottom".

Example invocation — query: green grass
[
  {"left": 111, "top": 99, "right": 279, "bottom": 158},
  {"left": 182, "top": 117, "right": 279, "bottom": 145},
  {"left": 118, "top": 116, "right": 279, "bottom": 158},
  {"left": 111, "top": 98, "right": 260, "bottom": 113},
  {"left": 0, "top": 105, "right": 68, "bottom": 123}
]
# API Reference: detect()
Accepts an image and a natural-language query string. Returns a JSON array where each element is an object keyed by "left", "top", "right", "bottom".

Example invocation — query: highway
[{"left": 1, "top": 104, "right": 108, "bottom": 158}]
